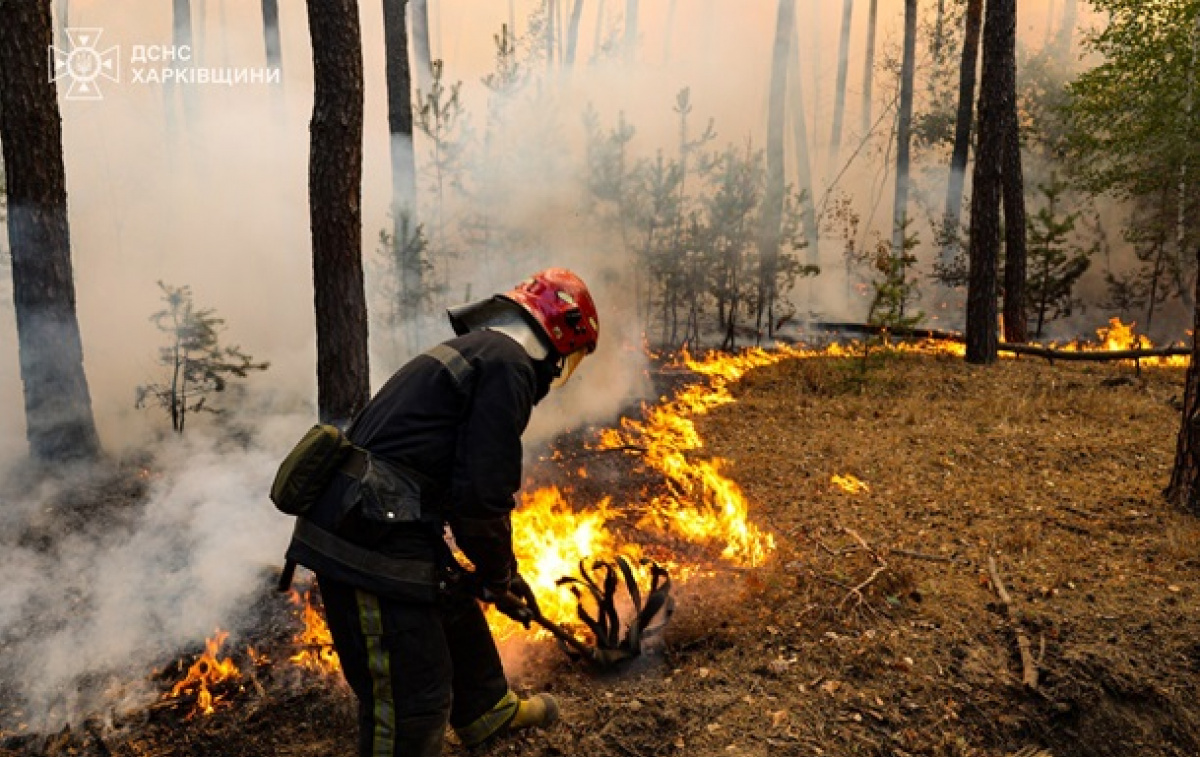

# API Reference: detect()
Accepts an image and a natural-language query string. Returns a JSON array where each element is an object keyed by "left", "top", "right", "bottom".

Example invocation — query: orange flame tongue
[
  {"left": 289, "top": 589, "right": 341, "bottom": 675},
  {"left": 167, "top": 629, "right": 240, "bottom": 717}
]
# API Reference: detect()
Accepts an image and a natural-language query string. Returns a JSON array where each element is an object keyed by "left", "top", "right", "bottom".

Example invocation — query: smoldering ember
[{"left": 2, "top": 1, "right": 1200, "bottom": 756}]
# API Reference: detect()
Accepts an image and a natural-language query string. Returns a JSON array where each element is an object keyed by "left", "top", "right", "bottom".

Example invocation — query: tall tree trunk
[
  {"left": 593, "top": 0, "right": 605, "bottom": 58},
  {"left": 891, "top": 0, "right": 918, "bottom": 258},
  {"left": 942, "top": 0, "right": 983, "bottom": 265},
  {"left": 830, "top": 0, "right": 854, "bottom": 160},
  {"left": 168, "top": 0, "right": 195, "bottom": 129},
  {"left": 546, "top": 0, "right": 557, "bottom": 69},
  {"left": 410, "top": 0, "right": 432, "bottom": 96},
  {"left": 262, "top": 0, "right": 283, "bottom": 72},
  {"left": 861, "top": 0, "right": 879, "bottom": 140},
  {"left": 966, "top": 0, "right": 1008, "bottom": 364},
  {"left": 1175, "top": 16, "right": 1200, "bottom": 312},
  {"left": 0, "top": 0, "right": 102, "bottom": 463},
  {"left": 1000, "top": 0, "right": 1027, "bottom": 344},
  {"left": 933, "top": 0, "right": 946, "bottom": 61},
  {"left": 565, "top": 0, "right": 585, "bottom": 69},
  {"left": 1055, "top": 0, "right": 1077, "bottom": 61},
  {"left": 306, "top": 0, "right": 369, "bottom": 426},
  {"left": 383, "top": 0, "right": 420, "bottom": 354},
  {"left": 758, "top": 0, "right": 793, "bottom": 341},
  {"left": 787, "top": 5, "right": 820, "bottom": 266},
  {"left": 1166, "top": 243, "right": 1200, "bottom": 514},
  {"left": 624, "top": 0, "right": 638, "bottom": 62}
]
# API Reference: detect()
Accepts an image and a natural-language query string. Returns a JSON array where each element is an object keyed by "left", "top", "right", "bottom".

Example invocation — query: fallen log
[
  {"left": 997, "top": 343, "right": 1189, "bottom": 362},
  {"left": 816, "top": 321, "right": 1190, "bottom": 363}
]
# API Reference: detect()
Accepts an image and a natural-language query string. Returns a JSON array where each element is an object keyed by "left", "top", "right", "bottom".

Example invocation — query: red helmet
[{"left": 500, "top": 268, "right": 599, "bottom": 358}]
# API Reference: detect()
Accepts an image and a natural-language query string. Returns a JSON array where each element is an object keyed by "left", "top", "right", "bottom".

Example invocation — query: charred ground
[{"left": 2, "top": 349, "right": 1198, "bottom": 757}]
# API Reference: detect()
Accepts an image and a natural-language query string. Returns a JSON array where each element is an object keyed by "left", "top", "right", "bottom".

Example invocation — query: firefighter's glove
[{"left": 484, "top": 575, "right": 539, "bottom": 629}]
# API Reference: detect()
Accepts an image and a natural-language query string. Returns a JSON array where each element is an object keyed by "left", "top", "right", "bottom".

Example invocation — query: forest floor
[{"left": 2, "top": 347, "right": 1199, "bottom": 757}]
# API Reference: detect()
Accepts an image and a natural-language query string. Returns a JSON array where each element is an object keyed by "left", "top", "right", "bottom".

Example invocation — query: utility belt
[{"left": 279, "top": 449, "right": 451, "bottom": 600}]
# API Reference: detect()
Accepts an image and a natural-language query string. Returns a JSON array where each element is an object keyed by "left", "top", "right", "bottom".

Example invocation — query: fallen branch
[
  {"left": 987, "top": 555, "right": 1039, "bottom": 690},
  {"left": 998, "top": 343, "right": 1188, "bottom": 362}
]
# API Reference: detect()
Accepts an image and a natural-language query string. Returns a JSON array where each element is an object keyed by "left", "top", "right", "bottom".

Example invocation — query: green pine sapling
[
  {"left": 1026, "top": 176, "right": 1091, "bottom": 338},
  {"left": 136, "top": 281, "right": 269, "bottom": 434}
]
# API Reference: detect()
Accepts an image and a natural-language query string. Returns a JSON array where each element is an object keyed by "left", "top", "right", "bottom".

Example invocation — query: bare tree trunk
[
  {"left": 624, "top": 0, "right": 638, "bottom": 62},
  {"left": 1055, "top": 0, "right": 1077, "bottom": 61},
  {"left": 966, "top": 0, "right": 1008, "bottom": 364},
  {"left": 1000, "top": 0, "right": 1027, "bottom": 344},
  {"left": 383, "top": 0, "right": 421, "bottom": 354},
  {"left": 306, "top": 0, "right": 370, "bottom": 426},
  {"left": 933, "top": 0, "right": 947, "bottom": 60},
  {"left": 941, "top": 0, "right": 983, "bottom": 264},
  {"left": 565, "top": 0, "right": 585, "bottom": 68},
  {"left": 830, "top": 0, "right": 854, "bottom": 161},
  {"left": 861, "top": 0, "right": 880, "bottom": 148},
  {"left": 546, "top": 0, "right": 557, "bottom": 69},
  {"left": 891, "top": 0, "right": 918, "bottom": 258},
  {"left": 1175, "top": 17, "right": 1200, "bottom": 311},
  {"left": 593, "top": 0, "right": 605, "bottom": 58},
  {"left": 787, "top": 4, "right": 820, "bottom": 266},
  {"left": 758, "top": 0, "right": 793, "bottom": 341},
  {"left": 262, "top": 0, "right": 283, "bottom": 72},
  {"left": 168, "top": 0, "right": 195, "bottom": 129},
  {"left": 411, "top": 0, "right": 432, "bottom": 96},
  {"left": 1166, "top": 243, "right": 1200, "bottom": 514},
  {"left": 0, "top": 0, "right": 102, "bottom": 463}
]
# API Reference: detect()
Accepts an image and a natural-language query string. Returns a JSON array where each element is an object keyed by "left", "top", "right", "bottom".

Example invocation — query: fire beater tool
[{"left": 531, "top": 556, "right": 674, "bottom": 668}]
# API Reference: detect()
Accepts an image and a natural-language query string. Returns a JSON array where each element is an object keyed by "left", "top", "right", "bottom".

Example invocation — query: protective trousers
[{"left": 316, "top": 574, "right": 510, "bottom": 757}]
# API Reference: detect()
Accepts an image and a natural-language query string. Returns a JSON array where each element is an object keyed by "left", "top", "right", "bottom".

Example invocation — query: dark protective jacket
[{"left": 285, "top": 329, "right": 540, "bottom": 602}]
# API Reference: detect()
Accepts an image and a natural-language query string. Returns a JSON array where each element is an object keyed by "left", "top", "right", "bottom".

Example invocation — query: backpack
[{"left": 269, "top": 424, "right": 355, "bottom": 515}]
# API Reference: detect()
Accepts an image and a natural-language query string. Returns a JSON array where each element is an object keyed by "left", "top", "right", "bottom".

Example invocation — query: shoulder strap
[{"left": 424, "top": 343, "right": 472, "bottom": 388}]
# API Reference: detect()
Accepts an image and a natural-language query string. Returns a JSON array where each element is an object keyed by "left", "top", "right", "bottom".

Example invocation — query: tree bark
[
  {"left": 891, "top": 0, "right": 918, "bottom": 258},
  {"left": 786, "top": 3, "right": 819, "bottom": 265},
  {"left": 1167, "top": 245, "right": 1200, "bottom": 514},
  {"left": 942, "top": 0, "right": 983, "bottom": 265},
  {"left": 966, "top": 0, "right": 1007, "bottom": 364},
  {"left": 306, "top": 0, "right": 370, "bottom": 426},
  {"left": 830, "top": 0, "right": 854, "bottom": 160},
  {"left": 382, "top": 0, "right": 420, "bottom": 352},
  {"left": 1000, "top": 0, "right": 1028, "bottom": 345},
  {"left": 410, "top": 0, "right": 432, "bottom": 96},
  {"left": 565, "top": 0, "right": 585, "bottom": 68},
  {"left": 546, "top": 0, "right": 557, "bottom": 69},
  {"left": 0, "top": 0, "right": 102, "bottom": 462},
  {"left": 262, "top": 0, "right": 283, "bottom": 72},
  {"left": 861, "top": 0, "right": 879, "bottom": 136},
  {"left": 757, "top": 0, "right": 792, "bottom": 341}
]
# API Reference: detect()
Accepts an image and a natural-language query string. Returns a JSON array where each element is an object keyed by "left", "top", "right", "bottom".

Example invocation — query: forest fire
[
  {"left": 164, "top": 630, "right": 241, "bottom": 718},
  {"left": 171, "top": 329, "right": 1189, "bottom": 701}
]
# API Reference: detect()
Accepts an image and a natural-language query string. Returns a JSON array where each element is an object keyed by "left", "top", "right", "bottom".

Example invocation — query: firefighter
[{"left": 284, "top": 268, "right": 600, "bottom": 756}]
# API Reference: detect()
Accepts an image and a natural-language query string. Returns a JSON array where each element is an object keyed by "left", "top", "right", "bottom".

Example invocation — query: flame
[
  {"left": 289, "top": 589, "right": 341, "bottom": 675},
  {"left": 1046, "top": 317, "right": 1187, "bottom": 366},
  {"left": 832, "top": 473, "right": 869, "bottom": 494},
  {"left": 166, "top": 629, "right": 240, "bottom": 717}
]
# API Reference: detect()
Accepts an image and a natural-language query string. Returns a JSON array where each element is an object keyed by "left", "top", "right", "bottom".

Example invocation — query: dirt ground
[{"left": 3, "top": 347, "right": 1199, "bottom": 757}]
